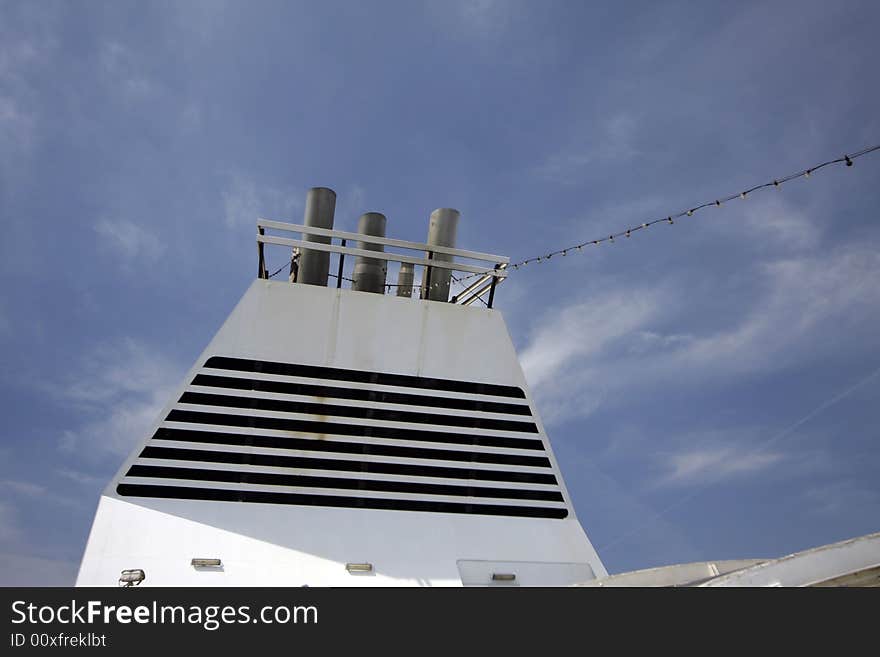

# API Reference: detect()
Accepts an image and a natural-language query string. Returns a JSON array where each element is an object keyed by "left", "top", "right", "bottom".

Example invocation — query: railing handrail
[
  {"left": 257, "top": 234, "right": 508, "bottom": 278},
  {"left": 257, "top": 218, "right": 509, "bottom": 264}
]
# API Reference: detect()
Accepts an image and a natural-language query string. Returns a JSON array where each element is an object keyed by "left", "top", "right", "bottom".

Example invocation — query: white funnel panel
[{"left": 77, "top": 280, "right": 606, "bottom": 586}]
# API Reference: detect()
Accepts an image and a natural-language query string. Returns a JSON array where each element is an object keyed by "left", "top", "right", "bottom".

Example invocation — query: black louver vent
[{"left": 117, "top": 356, "right": 568, "bottom": 519}]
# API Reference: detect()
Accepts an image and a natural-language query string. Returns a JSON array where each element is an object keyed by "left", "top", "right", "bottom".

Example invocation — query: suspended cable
[{"left": 482, "top": 143, "right": 880, "bottom": 277}]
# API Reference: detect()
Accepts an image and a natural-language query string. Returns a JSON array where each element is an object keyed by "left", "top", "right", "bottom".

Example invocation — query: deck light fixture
[
  {"left": 345, "top": 562, "right": 373, "bottom": 573},
  {"left": 191, "top": 558, "right": 222, "bottom": 567},
  {"left": 119, "top": 569, "right": 145, "bottom": 586}
]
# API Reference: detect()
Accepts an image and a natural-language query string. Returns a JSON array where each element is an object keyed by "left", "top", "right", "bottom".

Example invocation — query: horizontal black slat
[
  {"left": 205, "top": 356, "right": 526, "bottom": 399},
  {"left": 179, "top": 391, "right": 539, "bottom": 433},
  {"left": 116, "top": 483, "right": 568, "bottom": 519},
  {"left": 164, "top": 411, "right": 545, "bottom": 452},
  {"left": 125, "top": 464, "right": 565, "bottom": 502},
  {"left": 153, "top": 425, "right": 550, "bottom": 467},
  {"left": 139, "top": 445, "right": 559, "bottom": 485},
  {"left": 192, "top": 374, "right": 532, "bottom": 416}
]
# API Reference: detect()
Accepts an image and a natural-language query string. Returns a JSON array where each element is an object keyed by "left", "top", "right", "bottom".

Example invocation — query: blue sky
[{"left": 1, "top": 0, "right": 878, "bottom": 584}]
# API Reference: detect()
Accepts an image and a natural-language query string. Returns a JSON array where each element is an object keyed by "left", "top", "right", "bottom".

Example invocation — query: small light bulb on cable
[
  {"left": 667, "top": 217, "right": 673, "bottom": 224},
  {"left": 625, "top": 230, "right": 631, "bottom": 238},
  {"left": 773, "top": 180, "right": 779, "bottom": 187},
  {"left": 845, "top": 155, "right": 853, "bottom": 166},
  {"left": 740, "top": 192, "right": 747, "bottom": 199},
  {"left": 686, "top": 210, "right": 693, "bottom": 216},
  {"left": 715, "top": 200, "right": 721, "bottom": 206},
  {"left": 804, "top": 169, "right": 811, "bottom": 178},
  {"left": 642, "top": 223, "right": 648, "bottom": 228}
]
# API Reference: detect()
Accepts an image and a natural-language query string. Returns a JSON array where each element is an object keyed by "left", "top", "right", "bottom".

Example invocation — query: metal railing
[{"left": 256, "top": 219, "right": 509, "bottom": 307}]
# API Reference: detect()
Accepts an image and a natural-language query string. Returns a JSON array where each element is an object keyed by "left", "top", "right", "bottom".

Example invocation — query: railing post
[
  {"left": 336, "top": 238, "right": 346, "bottom": 288},
  {"left": 487, "top": 264, "right": 499, "bottom": 309},
  {"left": 422, "top": 251, "right": 434, "bottom": 300},
  {"left": 257, "top": 226, "right": 267, "bottom": 279}
]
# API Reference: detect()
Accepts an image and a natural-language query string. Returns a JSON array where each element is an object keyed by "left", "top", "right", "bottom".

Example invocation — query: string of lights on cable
[
  {"left": 267, "top": 261, "right": 355, "bottom": 284},
  {"left": 495, "top": 143, "right": 879, "bottom": 274},
  {"left": 268, "top": 143, "right": 878, "bottom": 293}
]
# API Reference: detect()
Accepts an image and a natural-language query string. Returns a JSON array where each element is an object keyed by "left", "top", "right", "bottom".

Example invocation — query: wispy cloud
[
  {"left": 100, "top": 41, "right": 158, "bottom": 103},
  {"left": 520, "top": 241, "right": 880, "bottom": 427},
  {"left": 56, "top": 468, "right": 104, "bottom": 487},
  {"left": 0, "top": 479, "right": 83, "bottom": 510},
  {"left": 332, "top": 184, "right": 367, "bottom": 231},
  {"left": 53, "top": 338, "right": 183, "bottom": 458},
  {"left": 0, "top": 303, "right": 10, "bottom": 337},
  {"left": 521, "top": 290, "right": 660, "bottom": 389},
  {"left": 658, "top": 446, "right": 784, "bottom": 487},
  {"left": 0, "top": 551, "right": 77, "bottom": 586},
  {"left": 0, "top": 18, "right": 53, "bottom": 172},
  {"left": 535, "top": 113, "right": 641, "bottom": 184},
  {"left": 0, "top": 94, "right": 35, "bottom": 154},
  {"left": 94, "top": 219, "right": 166, "bottom": 263},
  {"left": 706, "top": 195, "right": 820, "bottom": 252},
  {"left": 456, "top": 0, "right": 513, "bottom": 37},
  {"left": 0, "top": 500, "right": 22, "bottom": 544},
  {"left": 804, "top": 480, "right": 880, "bottom": 517},
  {"left": 222, "top": 174, "right": 302, "bottom": 229}
]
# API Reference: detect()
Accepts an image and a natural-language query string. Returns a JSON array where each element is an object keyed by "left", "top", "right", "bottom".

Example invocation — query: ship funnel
[
  {"left": 297, "top": 187, "right": 337, "bottom": 286},
  {"left": 352, "top": 212, "right": 387, "bottom": 294},
  {"left": 396, "top": 262, "right": 414, "bottom": 298},
  {"left": 421, "top": 208, "right": 459, "bottom": 302}
]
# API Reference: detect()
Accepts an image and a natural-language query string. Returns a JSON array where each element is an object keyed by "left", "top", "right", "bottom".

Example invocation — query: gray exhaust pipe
[
  {"left": 420, "top": 208, "right": 459, "bottom": 302},
  {"left": 297, "top": 187, "right": 336, "bottom": 286},
  {"left": 352, "top": 212, "right": 387, "bottom": 294},
  {"left": 396, "top": 263, "right": 414, "bottom": 298}
]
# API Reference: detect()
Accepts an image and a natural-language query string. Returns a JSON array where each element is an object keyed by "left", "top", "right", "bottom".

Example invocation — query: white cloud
[
  {"left": 56, "top": 468, "right": 104, "bottom": 487},
  {"left": 803, "top": 481, "right": 880, "bottom": 517},
  {"left": 100, "top": 41, "right": 157, "bottom": 103},
  {"left": 707, "top": 195, "right": 820, "bottom": 252},
  {"left": 0, "top": 501, "right": 22, "bottom": 544},
  {"left": 94, "top": 219, "right": 166, "bottom": 263},
  {"left": 658, "top": 446, "right": 784, "bottom": 487},
  {"left": 333, "top": 184, "right": 367, "bottom": 231},
  {"left": 0, "top": 480, "right": 46, "bottom": 497},
  {"left": 0, "top": 303, "right": 10, "bottom": 337},
  {"left": 0, "top": 39, "right": 39, "bottom": 78},
  {"left": 54, "top": 338, "right": 183, "bottom": 458},
  {"left": 180, "top": 101, "right": 202, "bottom": 131},
  {"left": 223, "top": 174, "right": 302, "bottom": 229},
  {"left": 0, "top": 94, "right": 34, "bottom": 144},
  {"left": 536, "top": 113, "right": 641, "bottom": 184},
  {"left": 0, "top": 552, "right": 77, "bottom": 586},
  {"left": 456, "top": 0, "right": 512, "bottom": 36},
  {"left": 521, "top": 290, "right": 659, "bottom": 388},
  {"left": 520, "top": 242, "right": 880, "bottom": 427},
  {"left": 0, "top": 479, "right": 83, "bottom": 510},
  {"left": 0, "top": 96, "right": 20, "bottom": 120}
]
